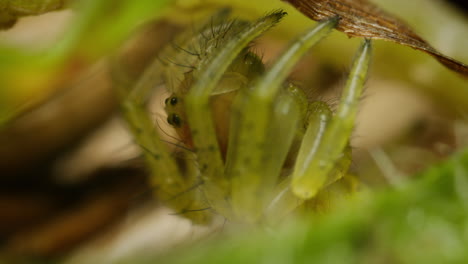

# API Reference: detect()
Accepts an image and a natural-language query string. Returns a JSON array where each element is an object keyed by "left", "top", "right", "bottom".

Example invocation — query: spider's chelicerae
[{"left": 119, "top": 10, "right": 371, "bottom": 224}]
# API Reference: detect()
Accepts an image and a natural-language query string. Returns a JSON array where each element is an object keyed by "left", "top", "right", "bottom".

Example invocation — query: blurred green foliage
[
  {"left": 0, "top": 1, "right": 467, "bottom": 263},
  {"left": 0, "top": 0, "right": 171, "bottom": 126},
  {"left": 125, "top": 149, "right": 468, "bottom": 264}
]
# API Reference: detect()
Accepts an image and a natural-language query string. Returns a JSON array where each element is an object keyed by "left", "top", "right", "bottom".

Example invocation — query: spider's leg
[
  {"left": 324, "top": 146, "right": 352, "bottom": 186},
  {"left": 184, "top": 11, "right": 287, "bottom": 218},
  {"left": 225, "top": 18, "right": 338, "bottom": 222},
  {"left": 264, "top": 100, "right": 333, "bottom": 218},
  {"left": 125, "top": 9, "right": 235, "bottom": 103},
  {"left": 114, "top": 51, "right": 213, "bottom": 222},
  {"left": 292, "top": 39, "right": 372, "bottom": 199},
  {"left": 266, "top": 143, "right": 350, "bottom": 222}
]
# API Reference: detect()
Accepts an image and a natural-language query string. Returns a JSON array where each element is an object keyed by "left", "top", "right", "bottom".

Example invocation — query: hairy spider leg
[
  {"left": 184, "top": 11, "right": 287, "bottom": 219},
  {"left": 161, "top": 9, "right": 247, "bottom": 95},
  {"left": 114, "top": 17, "right": 244, "bottom": 223},
  {"left": 226, "top": 18, "right": 339, "bottom": 222},
  {"left": 291, "top": 39, "right": 372, "bottom": 199},
  {"left": 130, "top": 9, "right": 236, "bottom": 103},
  {"left": 118, "top": 94, "right": 212, "bottom": 223},
  {"left": 266, "top": 101, "right": 334, "bottom": 218},
  {"left": 265, "top": 41, "right": 371, "bottom": 220},
  {"left": 116, "top": 10, "right": 254, "bottom": 224}
]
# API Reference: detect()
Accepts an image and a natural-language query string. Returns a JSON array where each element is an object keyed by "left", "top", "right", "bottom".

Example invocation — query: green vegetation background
[{"left": 1, "top": 0, "right": 467, "bottom": 263}]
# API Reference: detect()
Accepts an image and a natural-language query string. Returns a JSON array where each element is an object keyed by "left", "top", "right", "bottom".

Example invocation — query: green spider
[{"left": 118, "top": 10, "right": 371, "bottom": 225}]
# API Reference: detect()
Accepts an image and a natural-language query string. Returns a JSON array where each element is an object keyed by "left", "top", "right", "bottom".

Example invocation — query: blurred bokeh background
[{"left": 0, "top": 0, "right": 467, "bottom": 263}]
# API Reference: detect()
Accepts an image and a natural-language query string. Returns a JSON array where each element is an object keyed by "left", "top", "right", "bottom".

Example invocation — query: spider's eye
[
  {"left": 167, "top": 114, "right": 182, "bottom": 127},
  {"left": 172, "top": 114, "right": 181, "bottom": 127},
  {"left": 165, "top": 98, "right": 169, "bottom": 105},
  {"left": 170, "top": 97, "right": 178, "bottom": 106}
]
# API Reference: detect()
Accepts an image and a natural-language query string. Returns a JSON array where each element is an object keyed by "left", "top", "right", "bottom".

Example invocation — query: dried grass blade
[{"left": 283, "top": 0, "right": 468, "bottom": 78}]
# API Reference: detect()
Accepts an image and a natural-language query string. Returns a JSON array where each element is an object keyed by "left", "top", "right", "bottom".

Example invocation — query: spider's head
[
  {"left": 162, "top": 50, "right": 264, "bottom": 155},
  {"left": 164, "top": 95, "right": 193, "bottom": 148}
]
